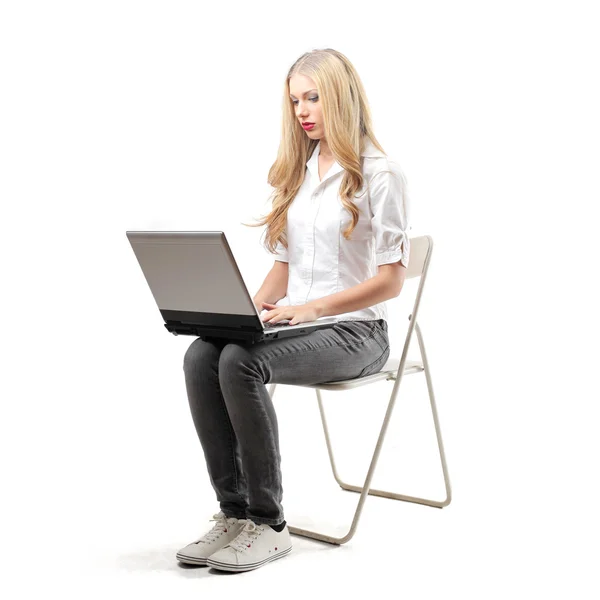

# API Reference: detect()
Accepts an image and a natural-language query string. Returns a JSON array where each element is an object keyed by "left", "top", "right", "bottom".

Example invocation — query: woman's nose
[{"left": 296, "top": 101, "right": 309, "bottom": 116}]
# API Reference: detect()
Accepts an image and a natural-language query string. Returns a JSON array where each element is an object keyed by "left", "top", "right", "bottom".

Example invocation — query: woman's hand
[{"left": 260, "top": 302, "right": 321, "bottom": 326}]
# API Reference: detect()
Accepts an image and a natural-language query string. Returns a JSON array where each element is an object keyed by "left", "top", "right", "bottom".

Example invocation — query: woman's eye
[{"left": 292, "top": 97, "right": 318, "bottom": 105}]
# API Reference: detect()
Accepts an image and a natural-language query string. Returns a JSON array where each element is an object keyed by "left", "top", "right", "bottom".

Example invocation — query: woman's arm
[
  {"left": 309, "top": 262, "right": 406, "bottom": 318},
  {"left": 252, "top": 260, "right": 289, "bottom": 311}
]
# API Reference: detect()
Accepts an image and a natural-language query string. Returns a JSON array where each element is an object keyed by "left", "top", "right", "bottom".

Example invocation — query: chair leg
[
  {"left": 324, "top": 322, "right": 452, "bottom": 508},
  {"left": 328, "top": 320, "right": 451, "bottom": 510},
  {"left": 270, "top": 364, "right": 409, "bottom": 544},
  {"left": 413, "top": 320, "right": 452, "bottom": 506},
  {"left": 267, "top": 319, "right": 451, "bottom": 545}
]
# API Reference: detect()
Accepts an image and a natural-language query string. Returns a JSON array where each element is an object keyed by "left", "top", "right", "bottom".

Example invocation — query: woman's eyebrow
[{"left": 289, "top": 89, "right": 318, "bottom": 98}]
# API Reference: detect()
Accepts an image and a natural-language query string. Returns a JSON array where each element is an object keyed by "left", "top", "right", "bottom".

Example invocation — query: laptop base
[
  {"left": 164, "top": 321, "right": 327, "bottom": 345},
  {"left": 164, "top": 322, "right": 259, "bottom": 343}
]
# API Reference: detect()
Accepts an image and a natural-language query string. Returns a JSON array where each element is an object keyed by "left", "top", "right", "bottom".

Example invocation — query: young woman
[{"left": 177, "top": 48, "right": 411, "bottom": 573}]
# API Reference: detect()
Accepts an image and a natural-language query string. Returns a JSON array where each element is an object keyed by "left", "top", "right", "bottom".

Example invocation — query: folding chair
[{"left": 267, "top": 235, "right": 451, "bottom": 545}]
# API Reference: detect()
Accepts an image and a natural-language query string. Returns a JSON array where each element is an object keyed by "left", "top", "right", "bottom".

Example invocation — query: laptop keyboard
[{"left": 263, "top": 320, "right": 291, "bottom": 328}]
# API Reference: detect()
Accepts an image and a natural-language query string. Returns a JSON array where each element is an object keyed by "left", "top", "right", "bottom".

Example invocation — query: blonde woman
[{"left": 178, "top": 48, "right": 411, "bottom": 573}]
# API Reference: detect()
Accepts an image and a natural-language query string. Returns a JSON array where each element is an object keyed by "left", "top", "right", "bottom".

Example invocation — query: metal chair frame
[{"left": 267, "top": 235, "right": 452, "bottom": 545}]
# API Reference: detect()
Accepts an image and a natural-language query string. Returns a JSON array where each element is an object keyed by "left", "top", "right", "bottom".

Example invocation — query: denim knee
[
  {"left": 218, "top": 343, "right": 261, "bottom": 379},
  {"left": 183, "top": 337, "right": 219, "bottom": 374}
]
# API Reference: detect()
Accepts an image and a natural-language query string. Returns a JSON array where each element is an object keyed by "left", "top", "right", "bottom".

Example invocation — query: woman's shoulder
[{"left": 361, "top": 140, "right": 406, "bottom": 184}]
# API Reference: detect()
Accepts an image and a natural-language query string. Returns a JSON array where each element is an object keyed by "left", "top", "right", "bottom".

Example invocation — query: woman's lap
[{"left": 202, "top": 318, "right": 390, "bottom": 386}]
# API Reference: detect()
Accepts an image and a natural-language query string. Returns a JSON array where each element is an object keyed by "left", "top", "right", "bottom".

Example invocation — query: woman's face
[{"left": 289, "top": 74, "right": 323, "bottom": 138}]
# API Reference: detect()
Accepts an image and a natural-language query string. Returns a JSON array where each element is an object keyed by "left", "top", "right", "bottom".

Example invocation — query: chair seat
[{"left": 300, "top": 357, "right": 424, "bottom": 390}]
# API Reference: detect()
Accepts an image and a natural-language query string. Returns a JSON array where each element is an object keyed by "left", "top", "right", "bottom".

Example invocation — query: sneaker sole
[
  {"left": 206, "top": 546, "right": 292, "bottom": 572},
  {"left": 176, "top": 552, "right": 209, "bottom": 565}
]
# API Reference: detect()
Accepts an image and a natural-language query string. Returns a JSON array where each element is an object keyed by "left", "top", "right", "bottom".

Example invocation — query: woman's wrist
[
  {"left": 253, "top": 296, "right": 264, "bottom": 311},
  {"left": 306, "top": 299, "right": 327, "bottom": 319}
]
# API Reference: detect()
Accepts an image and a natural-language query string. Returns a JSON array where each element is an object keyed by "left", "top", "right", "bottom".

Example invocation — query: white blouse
[{"left": 268, "top": 138, "right": 412, "bottom": 323}]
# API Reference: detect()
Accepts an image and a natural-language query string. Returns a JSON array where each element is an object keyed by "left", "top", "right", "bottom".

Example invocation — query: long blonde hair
[{"left": 245, "top": 48, "right": 388, "bottom": 254}]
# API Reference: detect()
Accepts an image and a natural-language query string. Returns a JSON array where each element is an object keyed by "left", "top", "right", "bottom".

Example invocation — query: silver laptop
[{"left": 126, "top": 231, "right": 339, "bottom": 344}]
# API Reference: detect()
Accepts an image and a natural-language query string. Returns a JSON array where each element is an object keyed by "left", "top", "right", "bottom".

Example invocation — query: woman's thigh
[{"left": 218, "top": 319, "right": 390, "bottom": 386}]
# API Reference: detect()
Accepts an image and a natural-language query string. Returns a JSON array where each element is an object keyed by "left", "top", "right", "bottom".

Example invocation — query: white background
[{"left": 1, "top": 0, "right": 599, "bottom": 597}]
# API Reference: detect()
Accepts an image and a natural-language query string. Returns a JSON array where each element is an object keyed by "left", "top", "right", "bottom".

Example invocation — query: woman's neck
[{"left": 318, "top": 138, "right": 333, "bottom": 159}]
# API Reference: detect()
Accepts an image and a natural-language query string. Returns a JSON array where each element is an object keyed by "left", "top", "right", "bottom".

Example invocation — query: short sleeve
[
  {"left": 273, "top": 237, "right": 289, "bottom": 262},
  {"left": 369, "top": 162, "right": 411, "bottom": 268}
]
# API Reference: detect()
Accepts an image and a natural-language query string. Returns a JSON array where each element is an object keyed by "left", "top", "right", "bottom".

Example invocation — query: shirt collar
[{"left": 306, "top": 140, "right": 341, "bottom": 184}]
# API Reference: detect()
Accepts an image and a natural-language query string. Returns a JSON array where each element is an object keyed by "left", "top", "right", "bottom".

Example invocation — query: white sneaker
[
  {"left": 206, "top": 519, "right": 292, "bottom": 572},
  {"left": 176, "top": 511, "right": 247, "bottom": 565}
]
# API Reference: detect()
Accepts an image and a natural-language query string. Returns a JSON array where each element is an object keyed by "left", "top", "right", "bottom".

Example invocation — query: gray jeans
[{"left": 182, "top": 318, "right": 390, "bottom": 526}]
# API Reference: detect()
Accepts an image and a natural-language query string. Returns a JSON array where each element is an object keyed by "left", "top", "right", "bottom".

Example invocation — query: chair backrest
[
  {"left": 389, "top": 235, "right": 433, "bottom": 369},
  {"left": 405, "top": 235, "right": 433, "bottom": 281},
  {"left": 403, "top": 236, "right": 433, "bottom": 319}
]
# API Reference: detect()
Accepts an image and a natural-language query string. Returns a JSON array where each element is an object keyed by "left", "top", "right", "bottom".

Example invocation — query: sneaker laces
[
  {"left": 227, "top": 519, "right": 262, "bottom": 552},
  {"left": 195, "top": 511, "right": 241, "bottom": 545}
]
